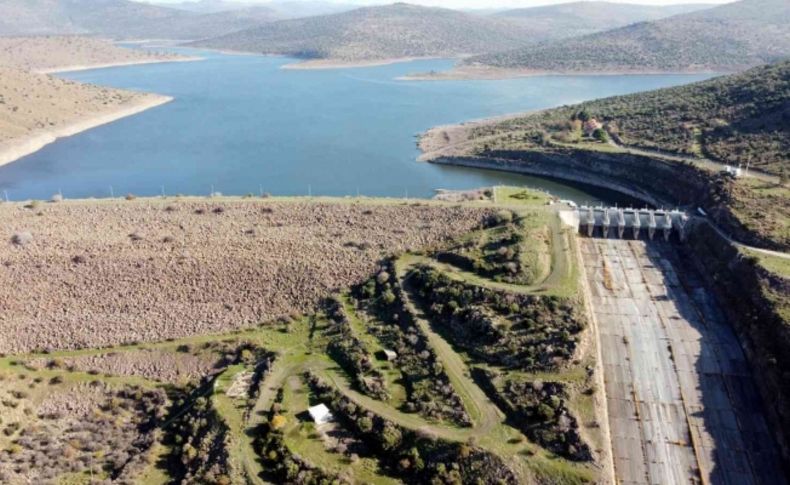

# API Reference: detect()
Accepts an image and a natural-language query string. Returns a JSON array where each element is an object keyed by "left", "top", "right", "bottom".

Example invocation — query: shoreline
[
  {"left": 280, "top": 56, "right": 441, "bottom": 70},
  {"left": 400, "top": 65, "right": 726, "bottom": 81},
  {"left": 36, "top": 56, "right": 203, "bottom": 74},
  {"left": 0, "top": 95, "right": 173, "bottom": 169}
]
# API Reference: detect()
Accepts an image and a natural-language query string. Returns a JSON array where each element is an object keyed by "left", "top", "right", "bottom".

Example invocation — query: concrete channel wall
[{"left": 683, "top": 223, "right": 790, "bottom": 474}]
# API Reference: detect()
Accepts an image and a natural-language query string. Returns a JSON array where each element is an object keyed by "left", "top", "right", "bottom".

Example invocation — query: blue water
[{"left": 0, "top": 49, "right": 714, "bottom": 202}]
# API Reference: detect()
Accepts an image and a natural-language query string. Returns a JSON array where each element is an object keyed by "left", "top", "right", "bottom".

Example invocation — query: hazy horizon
[{"left": 146, "top": 0, "right": 733, "bottom": 11}]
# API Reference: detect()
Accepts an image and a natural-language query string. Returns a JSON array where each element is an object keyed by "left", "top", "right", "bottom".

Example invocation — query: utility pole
[{"left": 109, "top": 186, "right": 114, "bottom": 198}]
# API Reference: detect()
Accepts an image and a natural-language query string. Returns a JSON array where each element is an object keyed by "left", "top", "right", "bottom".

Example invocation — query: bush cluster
[
  {"left": 169, "top": 392, "right": 234, "bottom": 484},
  {"left": 357, "top": 266, "right": 471, "bottom": 426},
  {"left": 253, "top": 387, "right": 345, "bottom": 484},
  {"left": 501, "top": 374, "right": 591, "bottom": 461},
  {"left": 324, "top": 298, "right": 388, "bottom": 400},
  {"left": 306, "top": 373, "right": 518, "bottom": 484},
  {"left": 411, "top": 266, "right": 583, "bottom": 370},
  {"left": 0, "top": 384, "right": 167, "bottom": 484}
]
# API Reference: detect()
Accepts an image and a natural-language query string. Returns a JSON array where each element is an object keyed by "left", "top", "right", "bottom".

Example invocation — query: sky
[{"left": 150, "top": 0, "right": 733, "bottom": 9}]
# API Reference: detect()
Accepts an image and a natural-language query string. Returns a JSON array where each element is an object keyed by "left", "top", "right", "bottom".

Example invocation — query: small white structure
[
  {"left": 308, "top": 404, "right": 334, "bottom": 425},
  {"left": 723, "top": 165, "right": 742, "bottom": 177},
  {"left": 382, "top": 349, "right": 398, "bottom": 361}
]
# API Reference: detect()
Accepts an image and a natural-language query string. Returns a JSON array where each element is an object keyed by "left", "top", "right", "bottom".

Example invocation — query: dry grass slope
[
  {"left": 0, "top": 66, "right": 165, "bottom": 144},
  {"left": 0, "top": 198, "right": 491, "bottom": 353},
  {"left": 0, "top": 36, "right": 184, "bottom": 72}
]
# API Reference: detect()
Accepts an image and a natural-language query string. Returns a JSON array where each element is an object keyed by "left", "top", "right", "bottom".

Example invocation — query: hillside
[
  {"left": 191, "top": 3, "right": 535, "bottom": 65},
  {"left": 0, "top": 0, "right": 281, "bottom": 40},
  {"left": 162, "top": 0, "right": 357, "bottom": 17},
  {"left": 420, "top": 61, "right": 790, "bottom": 249},
  {"left": 494, "top": 1, "right": 712, "bottom": 42},
  {"left": 136, "top": 6, "right": 281, "bottom": 40},
  {"left": 468, "top": 0, "right": 790, "bottom": 73},
  {"left": 0, "top": 36, "right": 186, "bottom": 72},
  {"left": 0, "top": 66, "right": 170, "bottom": 166},
  {"left": 0, "top": 193, "right": 615, "bottom": 484}
]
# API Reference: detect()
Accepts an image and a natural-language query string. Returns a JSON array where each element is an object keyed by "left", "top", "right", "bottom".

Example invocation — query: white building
[{"left": 308, "top": 403, "right": 334, "bottom": 425}]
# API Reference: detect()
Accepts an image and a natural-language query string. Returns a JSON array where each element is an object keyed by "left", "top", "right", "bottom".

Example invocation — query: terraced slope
[{"left": 0, "top": 193, "right": 606, "bottom": 484}]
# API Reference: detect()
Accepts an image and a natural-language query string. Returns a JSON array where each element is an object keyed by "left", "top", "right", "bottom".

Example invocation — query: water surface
[{"left": 0, "top": 50, "right": 714, "bottom": 203}]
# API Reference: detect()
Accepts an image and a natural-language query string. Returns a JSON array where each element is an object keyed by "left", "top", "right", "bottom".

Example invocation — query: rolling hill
[
  {"left": 494, "top": 1, "right": 713, "bottom": 42},
  {"left": 0, "top": 36, "right": 186, "bottom": 71},
  {"left": 421, "top": 60, "right": 789, "bottom": 248},
  {"left": 0, "top": 0, "right": 281, "bottom": 40},
  {"left": 455, "top": 61, "right": 790, "bottom": 177},
  {"left": 468, "top": 0, "right": 790, "bottom": 73},
  {"left": 162, "top": 0, "right": 358, "bottom": 17},
  {"left": 191, "top": 3, "right": 536, "bottom": 64}
]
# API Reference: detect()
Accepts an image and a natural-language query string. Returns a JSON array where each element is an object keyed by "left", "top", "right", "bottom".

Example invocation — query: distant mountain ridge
[
  {"left": 494, "top": 1, "right": 713, "bottom": 42},
  {"left": 160, "top": 0, "right": 358, "bottom": 17},
  {"left": 468, "top": 0, "right": 790, "bottom": 73},
  {"left": 0, "top": 0, "right": 281, "bottom": 40},
  {"left": 191, "top": 3, "right": 536, "bottom": 63}
]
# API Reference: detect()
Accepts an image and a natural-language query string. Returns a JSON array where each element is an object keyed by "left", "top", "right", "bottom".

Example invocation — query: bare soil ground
[
  {"left": 0, "top": 198, "right": 491, "bottom": 353},
  {"left": 29, "top": 349, "right": 220, "bottom": 384}
]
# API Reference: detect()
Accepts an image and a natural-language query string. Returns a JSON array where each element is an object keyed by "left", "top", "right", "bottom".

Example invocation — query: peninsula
[{"left": 0, "top": 37, "right": 196, "bottom": 168}]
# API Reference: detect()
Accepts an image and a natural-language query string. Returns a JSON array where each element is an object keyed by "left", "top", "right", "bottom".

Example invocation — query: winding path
[{"left": 606, "top": 136, "right": 781, "bottom": 185}]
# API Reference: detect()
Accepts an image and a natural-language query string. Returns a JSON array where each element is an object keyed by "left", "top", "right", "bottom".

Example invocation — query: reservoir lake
[{"left": 0, "top": 50, "right": 713, "bottom": 203}]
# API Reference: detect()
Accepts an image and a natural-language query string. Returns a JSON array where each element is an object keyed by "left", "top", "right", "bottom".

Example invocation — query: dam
[{"left": 575, "top": 206, "right": 690, "bottom": 241}]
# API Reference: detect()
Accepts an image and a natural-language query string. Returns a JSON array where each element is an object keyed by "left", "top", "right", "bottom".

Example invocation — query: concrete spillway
[{"left": 576, "top": 206, "right": 689, "bottom": 241}]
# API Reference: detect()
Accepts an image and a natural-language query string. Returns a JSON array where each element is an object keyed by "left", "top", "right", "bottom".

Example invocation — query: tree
[
  {"left": 593, "top": 128, "right": 608, "bottom": 143},
  {"left": 271, "top": 415, "right": 287, "bottom": 430}
]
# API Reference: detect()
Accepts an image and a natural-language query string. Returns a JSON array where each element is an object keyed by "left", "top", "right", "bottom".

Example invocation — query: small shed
[
  {"left": 308, "top": 404, "right": 334, "bottom": 425},
  {"left": 723, "top": 165, "right": 742, "bottom": 177},
  {"left": 382, "top": 349, "right": 398, "bottom": 361}
]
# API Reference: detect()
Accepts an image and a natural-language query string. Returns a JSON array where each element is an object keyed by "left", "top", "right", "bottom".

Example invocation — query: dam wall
[{"left": 430, "top": 147, "right": 780, "bottom": 250}]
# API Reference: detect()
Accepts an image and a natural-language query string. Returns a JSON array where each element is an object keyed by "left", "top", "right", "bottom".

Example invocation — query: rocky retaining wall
[{"left": 684, "top": 222, "right": 790, "bottom": 473}]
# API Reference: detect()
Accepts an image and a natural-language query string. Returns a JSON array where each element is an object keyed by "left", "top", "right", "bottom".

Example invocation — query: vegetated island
[
  {"left": 407, "top": 0, "right": 790, "bottom": 79},
  {"left": 0, "top": 191, "right": 610, "bottom": 484},
  {"left": 190, "top": 3, "right": 536, "bottom": 69},
  {"left": 0, "top": 37, "right": 197, "bottom": 168}
]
